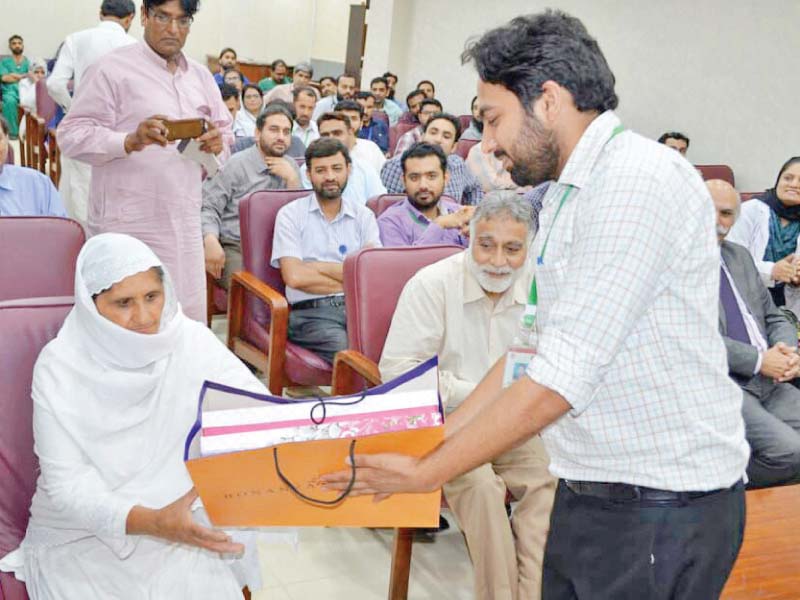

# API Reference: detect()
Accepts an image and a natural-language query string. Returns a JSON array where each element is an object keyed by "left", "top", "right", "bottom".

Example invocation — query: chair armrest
[
  {"left": 228, "top": 270, "right": 289, "bottom": 393},
  {"left": 331, "top": 349, "right": 382, "bottom": 395}
]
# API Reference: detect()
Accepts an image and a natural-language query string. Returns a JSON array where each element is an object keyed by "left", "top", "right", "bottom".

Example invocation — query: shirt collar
[
  {"left": 97, "top": 21, "right": 126, "bottom": 34},
  {"left": 557, "top": 110, "right": 621, "bottom": 189},
  {"left": 246, "top": 144, "right": 271, "bottom": 175},
  {"left": 401, "top": 197, "right": 456, "bottom": 224},
  {"left": 307, "top": 194, "right": 356, "bottom": 220},
  {"left": 462, "top": 251, "right": 532, "bottom": 307},
  {"left": 0, "top": 165, "right": 14, "bottom": 191},
  {"left": 139, "top": 39, "right": 188, "bottom": 73}
]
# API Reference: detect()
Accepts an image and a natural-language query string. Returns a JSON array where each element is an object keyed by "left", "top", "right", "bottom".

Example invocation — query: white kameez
[{"left": 0, "top": 234, "right": 268, "bottom": 599}]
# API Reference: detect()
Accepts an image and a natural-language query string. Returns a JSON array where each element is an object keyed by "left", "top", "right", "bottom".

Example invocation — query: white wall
[{"left": 364, "top": 0, "right": 800, "bottom": 191}]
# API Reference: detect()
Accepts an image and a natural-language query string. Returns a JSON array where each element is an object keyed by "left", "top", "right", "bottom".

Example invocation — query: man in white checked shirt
[{"left": 324, "top": 10, "right": 750, "bottom": 599}]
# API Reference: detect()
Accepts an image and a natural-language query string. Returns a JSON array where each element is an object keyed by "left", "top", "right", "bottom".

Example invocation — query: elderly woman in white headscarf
[
  {"left": 0, "top": 234, "right": 267, "bottom": 599},
  {"left": 18, "top": 58, "right": 47, "bottom": 140}
]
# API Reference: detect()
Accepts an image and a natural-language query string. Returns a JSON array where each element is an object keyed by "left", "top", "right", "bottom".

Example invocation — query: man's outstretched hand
[{"left": 320, "top": 452, "right": 436, "bottom": 502}]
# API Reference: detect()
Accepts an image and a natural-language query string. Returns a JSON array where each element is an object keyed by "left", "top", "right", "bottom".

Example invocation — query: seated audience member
[
  {"left": 383, "top": 71, "right": 399, "bottom": 102},
  {"left": 232, "top": 84, "right": 263, "bottom": 138},
  {"left": 0, "top": 116, "right": 66, "bottom": 216},
  {"left": 466, "top": 139, "right": 524, "bottom": 193},
  {"left": 18, "top": 58, "right": 47, "bottom": 140},
  {"left": 222, "top": 68, "right": 244, "bottom": 93},
  {"left": 461, "top": 95, "right": 483, "bottom": 141},
  {"left": 657, "top": 131, "right": 690, "bottom": 156},
  {"left": 264, "top": 62, "right": 317, "bottom": 105},
  {"left": 369, "top": 76, "right": 402, "bottom": 125},
  {"left": 398, "top": 89, "right": 426, "bottom": 126},
  {"left": 318, "top": 75, "right": 337, "bottom": 98},
  {"left": 214, "top": 47, "right": 249, "bottom": 85},
  {"left": 258, "top": 58, "right": 291, "bottom": 92},
  {"left": 272, "top": 138, "right": 381, "bottom": 363},
  {"left": 299, "top": 112, "right": 386, "bottom": 205},
  {"left": 355, "top": 91, "right": 389, "bottom": 154},
  {"left": 380, "top": 192, "right": 555, "bottom": 600},
  {"left": 728, "top": 157, "right": 800, "bottom": 308},
  {"left": 382, "top": 112, "right": 483, "bottom": 205},
  {"left": 0, "top": 34, "right": 28, "bottom": 139},
  {"left": 203, "top": 104, "right": 301, "bottom": 289},
  {"left": 378, "top": 142, "right": 472, "bottom": 248},
  {"left": 0, "top": 233, "right": 266, "bottom": 598},
  {"left": 335, "top": 99, "right": 386, "bottom": 173},
  {"left": 710, "top": 179, "right": 800, "bottom": 487},
  {"left": 394, "top": 98, "right": 442, "bottom": 156},
  {"left": 219, "top": 83, "right": 240, "bottom": 121},
  {"left": 231, "top": 101, "right": 306, "bottom": 159},
  {"left": 312, "top": 73, "right": 357, "bottom": 120},
  {"left": 292, "top": 86, "right": 319, "bottom": 147},
  {"left": 416, "top": 79, "right": 435, "bottom": 99}
]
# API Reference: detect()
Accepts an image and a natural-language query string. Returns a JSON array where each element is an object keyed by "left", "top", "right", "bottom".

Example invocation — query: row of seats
[{"left": 15, "top": 77, "right": 62, "bottom": 187}]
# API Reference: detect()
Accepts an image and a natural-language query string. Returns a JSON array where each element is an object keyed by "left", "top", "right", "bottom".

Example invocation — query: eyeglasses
[{"left": 149, "top": 10, "right": 193, "bottom": 29}]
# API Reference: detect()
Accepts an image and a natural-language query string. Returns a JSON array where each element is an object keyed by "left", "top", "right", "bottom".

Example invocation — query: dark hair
[
  {"left": 292, "top": 85, "right": 318, "bottom": 102},
  {"left": 8, "top": 35, "right": 23, "bottom": 44},
  {"left": 420, "top": 98, "right": 443, "bottom": 112},
  {"left": 320, "top": 75, "right": 336, "bottom": 86},
  {"left": 271, "top": 59, "right": 287, "bottom": 71},
  {"left": 461, "top": 10, "right": 618, "bottom": 113},
  {"left": 219, "top": 84, "right": 239, "bottom": 102},
  {"left": 657, "top": 131, "right": 690, "bottom": 147},
  {"left": 355, "top": 91, "right": 375, "bottom": 102},
  {"left": 143, "top": 0, "right": 199, "bottom": 16},
  {"left": 401, "top": 142, "right": 447, "bottom": 175},
  {"left": 264, "top": 99, "right": 295, "bottom": 119},
  {"left": 775, "top": 157, "right": 800, "bottom": 189},
  {"left": 0, "top": 115, "right": 9, "bottom": 136},
  {"left": 334, "top": 99, "right": 363, "bottom": 118},
  {"left": 382, "top": 71, "right": 397, "bottom": 82},
  {"left": 256, "top": 103, "right": 293, "bottom": 130},
  {"left": 305, "top": 137, "right": 351, "bottom": 168},
  {"left": 416, "top": 79, "right": 435, "bottom": 93},
  {"left": 471, "top": 95, "right": 478, "bottom": 110},
  {"left": 223, "top": 68, "right": 243, "bottom": 82},
  {"left": 423, "top": 112, "right": 461, "bottom": 139},
  {"left": 336, "top": 73, "right": 357, "bottom": 85},
  {"left": 218, "top": 46, "right": 236, "bottom": 59},
  {"left": 101, "top": 0, "right": 135, "bottom": 18},
  {"left": 317, "top": 111, "right": 351, "bottom": 129},
  {"left": 370, "top": 76, "right": 388, "bottom": 89},
  {"left": 241, "top": 83, "right": 263, "bottom": 101},
  {"left": 406, "top": 89, "right": 425, "bottom": 105}
]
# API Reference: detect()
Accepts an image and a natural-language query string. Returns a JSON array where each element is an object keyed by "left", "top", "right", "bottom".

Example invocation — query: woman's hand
[
  {"left": 772, "top": 255, "right": 797, "bottom": 284},
  {"left": 127, "top": 488, "right": 243, "bottom": 555}
]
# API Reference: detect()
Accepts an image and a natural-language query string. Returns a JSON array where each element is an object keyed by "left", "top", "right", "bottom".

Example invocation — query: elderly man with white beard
[{"left": 379, "top": 191, "right": 556, "bottom": 600}]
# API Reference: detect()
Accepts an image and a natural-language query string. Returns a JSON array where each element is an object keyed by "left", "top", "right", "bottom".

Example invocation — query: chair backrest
[
  {"left": 344, "top": 245, "right": 463, "bottom": 363},
  {"left": 740, "top": 192, "right": 762, "bottom": 202},
  {"left": 0, "top": 297, "right": 73, "bottom": 600},
  {"left": 457, "top": 114, "right": 472, "bottom": 134},
  {"left": 4, "top": 144, "right": 13, "bottom": 165},
  {"left": 0, "top": 217, "right": 85, "bottom": 302},
  {"left": 455, "top": 138, "right": 478, "bottom": 160},
  {"left": 47, "top": 128, "right": 61, "bottom": 187},
  {"left": 366, "top": 193, "right": 406, "bottom": 217},
  {"left": 26, "top": 114, "right": 47, "bottom": 174},
  {"left": 696, "top": 164, "right": 735, "bottom": 186},
  {"left": 239, "top": 189, "right": 312, "bottom": 324},
  {"left": 372, "top": 110, "right": 389, "bottom": 127},
  {"left": 34, "top": 78, "right": 56, "bottom": 125},
  {"left": 389, "top": 122, "right": 417, "bottom": 157}
]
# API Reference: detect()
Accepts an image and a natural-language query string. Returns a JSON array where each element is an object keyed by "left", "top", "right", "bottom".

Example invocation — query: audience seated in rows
[
  {"left": 300, "top": 112, "right": 385, "bottom": 204},
  {"left": 355, "top": 91, "right": 389, "bottom": 154},
  {"left": 222, "top": 68, "right": 244, "bottom": 93},
  {"left": 658, "top": 130, "right": 690, "bottom": 156},
  {"left": 0, "top": 34, "right": 29, "bottom": 139},
  {"left": 318, "top": 75, "right": 336, "bottom": 98},
  {"left": 312, "top": 73, "right": 357, "bottom": 121},
  {"left": 727, "top": 157, "right": 800, "bottom": 312},
  {"left": 710, "top": 179, "right": 800, "bottom": 488},
  {"left": 219, "top": 83, "right": 240, "bottom": 121},
  {"left": 380, "top": 192, "right": 555, "bottom": 600},
  {"left": 461, "top": 95, "right": 483, "bottom": 141},
  {"left": 369, "top": 76, "right": 402, "bottom": 125},
  {"left": 232, "top": 84, "right": 263, "bottom": 138},
  {"left": 394, "top": 98, "right": 443, "bottom": 157},
  {"left": 16, "top": 59, "right": 46, "bottom": 141},
  {"left": 263, "top": 62, "right": 317, "bottom": 105},
  {"left": 335, "top": 99, "right": 386, "bottom": 174},
  {"left": 202, "top": 104, "right": 301, "bottom": 289},
  {"left": 378, "top": 143, "right": 472, "bottom": 248},
  {"left": 292, "top": 85, "right": 320, "bottom": 147},
  {"left": 382, "top": 112, "right": 483, "bottom": 205},
  {"left": 213, "top": 46, "right": 249, "bottom": 86},
  {"left": 272, "top": 137, "right": 381, "bottom": 363},
  {"left": 258, "top": 58, "right": 291, "bottom": 92},
  {"left": 0, "top": 115, "right": 66, "bottom": 216},
  {"left": 398, "top": 89, "right": 426, "bottom": 126}
]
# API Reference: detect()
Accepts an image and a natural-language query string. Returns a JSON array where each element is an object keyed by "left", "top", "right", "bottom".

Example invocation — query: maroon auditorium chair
[
  {"left": 0, "top": 297, "right": 74, "bottom": 600},
  {"left": 34, "top": 78, "right": 57, "bottom": 125},
  {"left": 366, "top": 193, "right": 406, "bottom": 218},
  {"left": 227, "top": 189, "right": 335, "bottom": 395},
  {"left": 696, "top": 164, "right": 735, "bottom": 186},
  {"left": 457, "top": 114, "right": 472, "bottom": 134},
  {"left": 0, "top": 217, "right": 85, "bottom": 302},
  {"left": 389, "top": 122, "right": 418, "bottom": 157},
  {"left": 454, "top": 138, "right": 478, "bottom": 160},
  {"left": 740, "top": 192, "right": 761, "bottom": 202},
  {"left": 330, "top": 245, "right": 463, "bottom": 600}
]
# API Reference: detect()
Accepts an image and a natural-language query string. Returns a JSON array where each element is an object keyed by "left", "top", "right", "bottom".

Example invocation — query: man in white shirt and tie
[{"left": 47, "top": 0, "right": 138, "bottom": 223}]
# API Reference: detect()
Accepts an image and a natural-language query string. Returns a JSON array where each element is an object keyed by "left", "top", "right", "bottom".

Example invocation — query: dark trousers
[
  {"left": 542, "top": 479, "right": 745, "bottom": 600},
  {"left": 288, "top": 303, "right": 347, "bottom": 364}
]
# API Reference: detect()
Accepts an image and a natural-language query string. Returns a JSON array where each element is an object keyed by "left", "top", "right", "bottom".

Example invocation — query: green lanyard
[{"left": 527, "top": 124, "right": 625, "bottom": 310}]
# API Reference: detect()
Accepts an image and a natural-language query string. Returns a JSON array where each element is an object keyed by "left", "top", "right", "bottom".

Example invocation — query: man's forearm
[
  {"left": 308, "top": 261, "right": 344, "bottom": 282},
  {"left": 423, "top": 375, "right": 569, "bottom": 489}
]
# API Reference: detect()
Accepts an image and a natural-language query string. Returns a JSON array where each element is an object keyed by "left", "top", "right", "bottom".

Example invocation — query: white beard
[{"left": 466, "top": 250, "right": 521, "bottom": 294}]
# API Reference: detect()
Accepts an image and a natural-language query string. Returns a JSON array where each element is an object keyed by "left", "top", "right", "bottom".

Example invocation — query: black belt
[
  {"left": 563, "top": 479, "right": 741, "bottom": 502},
  {"left": 291, "top": 295, "right": 346, "bottom": 311}
]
